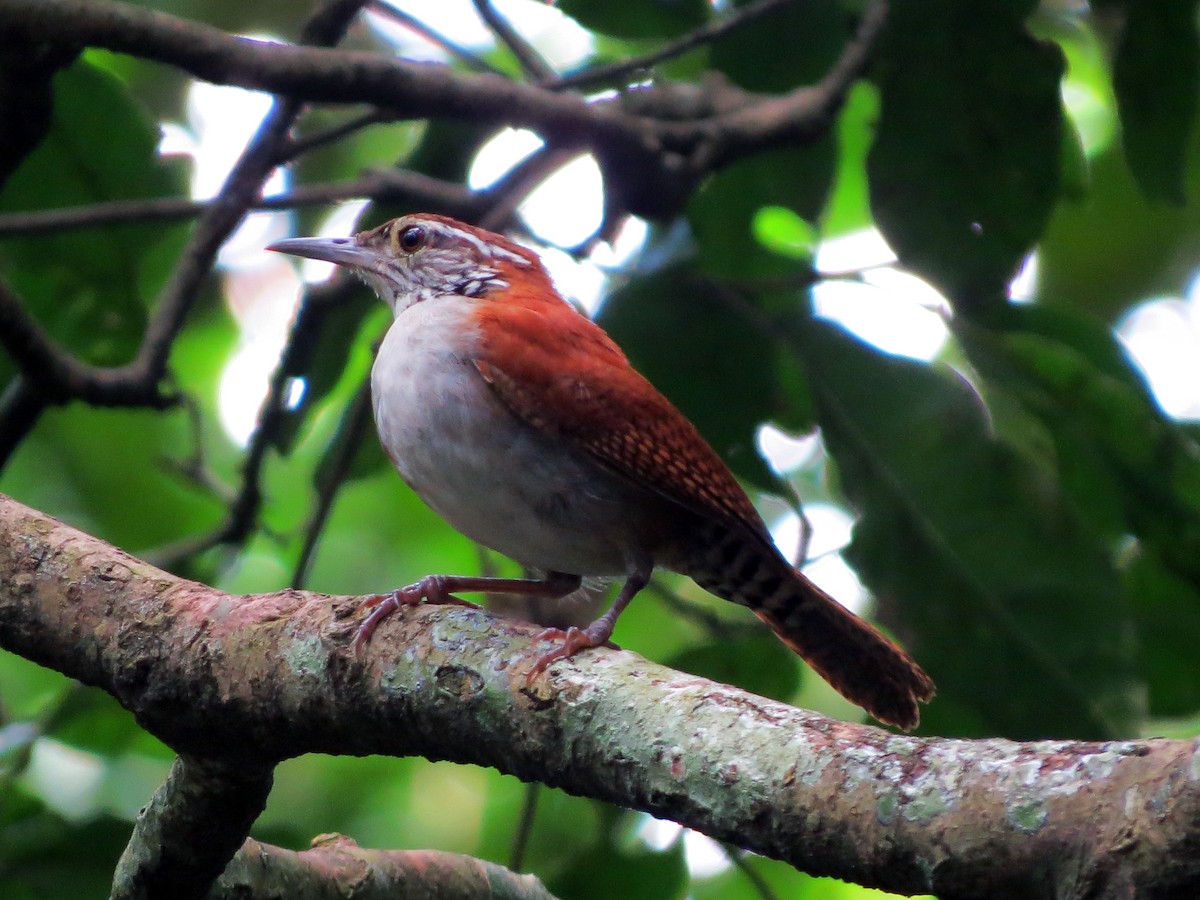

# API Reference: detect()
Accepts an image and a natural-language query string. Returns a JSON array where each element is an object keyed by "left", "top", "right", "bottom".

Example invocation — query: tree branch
[
  {"left": 216, "top": 834, "right": 558, "bottom": 899},
  {"left": 471, "top": 0, "right": 556, "bottom": 82},
  {"left": 0, "top": 277, "right": 177, "bottom": 407},
  {"left": 0, "top": 0, "right": 372, "bottom": 427},
  {"left": 111, "top": 756, "right": 274, "bottom": 900},
  {"left": 0, "top": 0, "right": 884, "bottom": 218},
  {"left": 2, "top": 491, "right": 1198, "bottom": 899},
  {"left": 365, "top": 0, "right": 501, "bottom": 75}
]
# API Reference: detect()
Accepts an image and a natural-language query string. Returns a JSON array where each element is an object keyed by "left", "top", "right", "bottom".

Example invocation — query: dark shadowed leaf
[
  {"left": 1036, "top": 141, "right": 1200, "bottom": 322},
  {"left": 598, "top": 264, "right": 812, "bottom": 494},
  {"left": 795, "top": 318, "right": 1143, "bottom": 739},
  {"left": 1, "top": 801, "right": 129, "bottom": 900},
  {"left": 550, "top": 806, "right": 687, "bottom": 900},
  {"left": 1123, "top": 551, "right": 1200, "bottom": 716},
  {"left": 711, "top": 0, "right": 847, "bottom": 91},
  {"left": 956, "top": 303, "right": 1200, "bottom": 717},
  {"left": 868, "top": 0, "right": 1064, "bottom": 305},
  {"left": 0, "top": 59, "right": 188, "bottom": 366},
  {"left": 1111, "top": 0, "right": 1200, "bottom": 204}
]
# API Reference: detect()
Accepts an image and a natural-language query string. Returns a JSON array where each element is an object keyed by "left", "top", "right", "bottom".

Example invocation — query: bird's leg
[
  {"left": 353, "top": 571, "right": 582, "bottom": 659},
  {"left": 531, "top": 568, "right": 651, "bottom": 676}
]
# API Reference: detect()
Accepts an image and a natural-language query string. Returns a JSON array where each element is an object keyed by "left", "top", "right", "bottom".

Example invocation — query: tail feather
[
  {"left": 687, "top": 531, "right": 935, "bottom": 730},
  {"left": 751, "top": 582, "right": 935, "bottom": 731}
]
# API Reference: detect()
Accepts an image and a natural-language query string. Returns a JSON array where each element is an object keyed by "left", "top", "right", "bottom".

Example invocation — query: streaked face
[{"left": 268, "top": 214, "right": 540, "bottom": 315}]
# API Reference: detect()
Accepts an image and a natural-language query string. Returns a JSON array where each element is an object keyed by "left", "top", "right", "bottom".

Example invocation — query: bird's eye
[{"left": 398, "top": 225, "right": 426, "bottom": 253}]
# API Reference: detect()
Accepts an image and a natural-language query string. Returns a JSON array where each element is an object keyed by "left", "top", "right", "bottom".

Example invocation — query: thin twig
[
  {"left": 509, "top": 781, "right": 540, "bottom": 872},
  {"left": 723, "top": 844, "right": 780, "bottom": 900},
  {"left": 546, "top": 0, "right": 798, "bottom": 92},
  {"left": 366, "top": 0, "right": 501, "bottom": 74},
  {"left": 279, "top": 109, "right": 392, "bottom": 161},
  {"left": 0, "top": 682, "right": 88, "bottom": 820},
  {"left": 0, "top": 170, "right": 479, "bottom": 237},
  {"left": 156, "top": 393, "right": 237, "bottom": 506},
  {"left": 476, "top": 144, "right": 586, "bottom": 232},
  {"left": 0, "top": 377, "right": 47, "bottom": 471},
  {"left": 291, "top": 369, "right": 375, "bottom": 589},
  {"left": 646, "top": 577, "right": 760, "bottom": 642},
  {"left": 471, "top": 0, "right": 556, "bottom": 82}
]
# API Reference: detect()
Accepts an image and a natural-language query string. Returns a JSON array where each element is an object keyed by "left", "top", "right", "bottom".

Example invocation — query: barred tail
[{"left": 688, "top": 533, "right": 935, "bottom": 731}]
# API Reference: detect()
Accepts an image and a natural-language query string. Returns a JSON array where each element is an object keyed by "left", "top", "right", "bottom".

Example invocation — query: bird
[{"left": 268, "top": 214, "right": 935, "bottom": 730}]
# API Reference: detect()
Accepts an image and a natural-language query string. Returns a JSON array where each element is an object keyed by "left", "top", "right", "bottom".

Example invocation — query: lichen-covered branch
[
  {"left": 1, "top": 492, "right": 1197, "bottom": 898},
  {"left": 215, "top": 834, "right": 558, "bottom": 900}
]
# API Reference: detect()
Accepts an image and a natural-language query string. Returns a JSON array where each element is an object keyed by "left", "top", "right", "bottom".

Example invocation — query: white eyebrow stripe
[{"left": 426, "top": 221, "right": 533, "bottom": 267}]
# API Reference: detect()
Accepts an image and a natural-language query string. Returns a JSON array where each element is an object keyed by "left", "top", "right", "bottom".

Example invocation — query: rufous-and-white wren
[{"left": 269, "top": 214, "right": 934, "bottom": 730}]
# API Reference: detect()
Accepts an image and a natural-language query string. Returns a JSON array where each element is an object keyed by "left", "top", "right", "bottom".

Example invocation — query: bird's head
[{"left": 268, "top": 214, "right": 548, "bottom": 315}]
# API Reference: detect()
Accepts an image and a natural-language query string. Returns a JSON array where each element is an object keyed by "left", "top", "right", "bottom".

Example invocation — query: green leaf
[
  {"left": 795, "top": 318, "right": 1143, "bottom": 739},
  {"left": 1123, "top": 550, "right": 1200, "bottom": 716},
  {"left": 956, "top": 305, "right": 1200, "bottom": 718},
  {"left": 1112, "top": 0, "right": 1200, "bottom": 204},
  {"left": 597, "top": 264, "right": 812, "bottom": 494},
  {"left": 689, "top": 147, "right": 834, "bottom": 279},
  {"left": 0, "top": 58, "right": 188, "bottom": 367},
  {"left": 820, "top": 83, "right": 879, "bottom": 237},
  {"left": 560, "top": 0, "right": 709, "bottom": 40},
  {"left": 867, "top": 0, "right": 1064, "bottom": 305},
  {"left": 550, "top": 807, "right": 687, "bottom": 900},
  {"left": 0, "top": 808, "right": 129, "bottom": 900},
  {"left": 958, "top": 304, "right": 1200, "bottom": 591}
]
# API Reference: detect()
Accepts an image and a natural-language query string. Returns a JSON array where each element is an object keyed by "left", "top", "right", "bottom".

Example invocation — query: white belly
[{"left": 371, "top": 298, "right": 652, "bottom": 576}]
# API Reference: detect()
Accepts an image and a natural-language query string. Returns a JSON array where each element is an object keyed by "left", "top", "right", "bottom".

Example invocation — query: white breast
[{"left": 371, "top": 297, "right": 654, "bottom": 577}]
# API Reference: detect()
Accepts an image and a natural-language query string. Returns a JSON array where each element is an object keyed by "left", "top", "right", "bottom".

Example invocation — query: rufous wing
[{"left": 470, "top": 297, "right": 767, "bottom": 536}]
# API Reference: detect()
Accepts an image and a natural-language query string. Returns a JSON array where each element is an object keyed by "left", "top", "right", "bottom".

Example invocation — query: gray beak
[{"left": 266, "top": 236, "right": 374, "bottom": 269}]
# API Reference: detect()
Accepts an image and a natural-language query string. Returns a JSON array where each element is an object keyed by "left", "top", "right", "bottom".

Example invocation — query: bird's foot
[
  {"left": 527, "top": 624, "right": 619, "bottom": 680},
  {"left": 352, "top": 576, "right": 482, "bottom": 659}
]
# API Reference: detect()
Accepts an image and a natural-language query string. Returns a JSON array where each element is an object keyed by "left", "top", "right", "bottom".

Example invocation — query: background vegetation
[{"left": 1, "top": 0, "right": 1199, "bottom": 896}]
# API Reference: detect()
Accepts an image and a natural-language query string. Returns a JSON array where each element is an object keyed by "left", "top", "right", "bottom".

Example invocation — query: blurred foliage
[{"left": 1, "top": 1, "right": 1199, "bottom": 898}]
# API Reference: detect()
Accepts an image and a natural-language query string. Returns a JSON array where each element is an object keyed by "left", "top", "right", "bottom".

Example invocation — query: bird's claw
[
  {"left": 352, "top": 577, "right": 484, "bottom": 660},
  {"left": 526, "top": 625, "right": 619, "bottom": 682}
]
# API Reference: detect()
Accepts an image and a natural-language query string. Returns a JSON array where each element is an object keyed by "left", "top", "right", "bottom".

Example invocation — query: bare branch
[
  {"left": 279, "top": 108, "right": 393, "bottom": 159},
  {"left": 111, "top": 756, "right": 274, "bottom": 900},
  {"left": 0, "top": 379, "right": 47, "bottom": 470},
  {"left": 2, "top": 492, "right": 1199, "bottom": 899},
  {"left": 0, "top": 0, "right": 886, "bottom": 218},
  {"left": 0, "top": 0, "right": 629, "bottom": 144},
  {"left": 0, "top": 0, "right": 369, "bottom": 453},
  {"left": 657, "top": 0, "right": 889, "bottom": 169},
  {"left": 216, "top": 834, "right": 559, "bottom": 899},
  {"left": 366, "top": 1, "right": 501, "bottom": 74},
  {"left": 0, "top": 277, "right": 176, "bottom": 407},
  {"left": 471, "top": 0, "right": 556, "bottom": 82}
]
